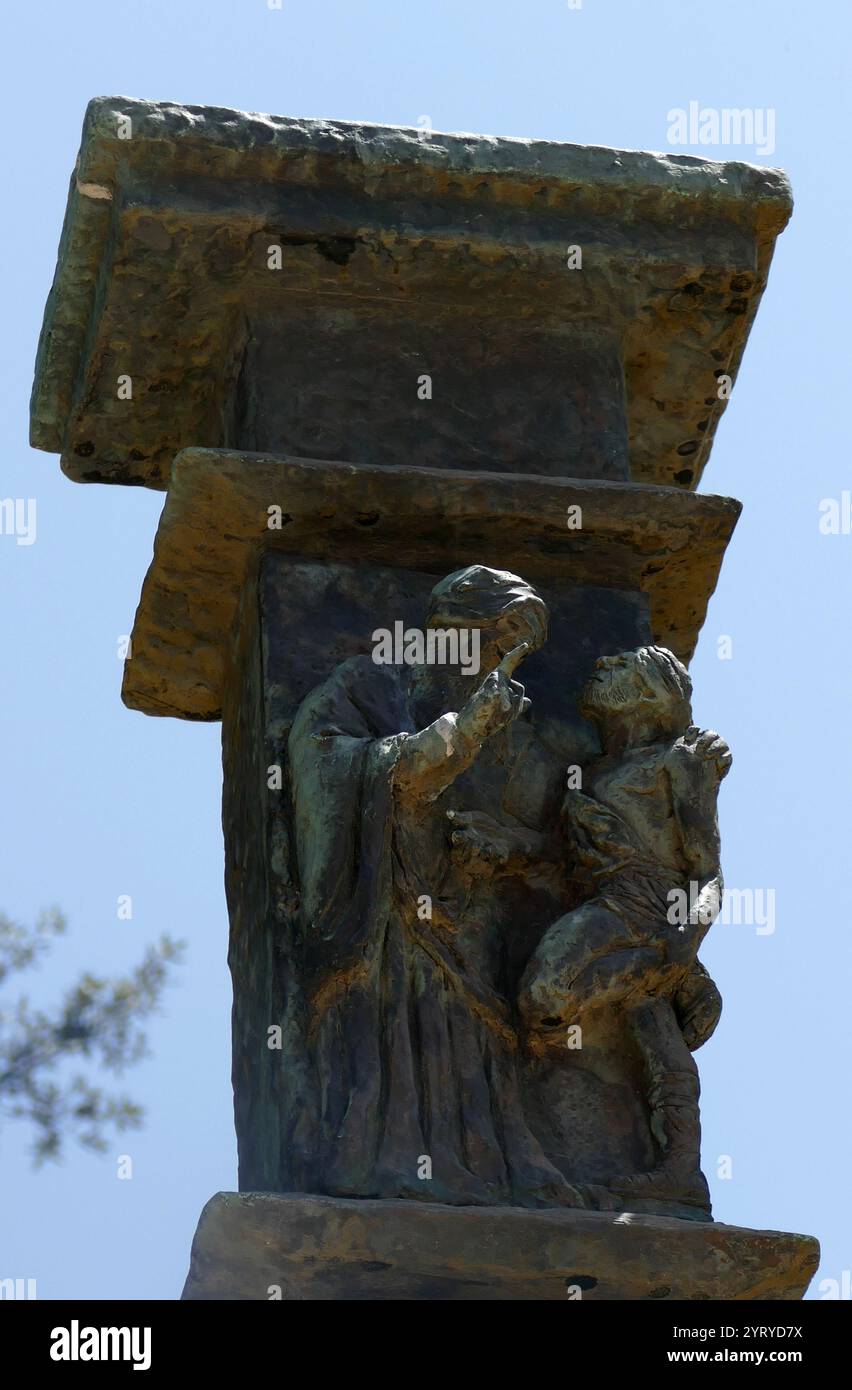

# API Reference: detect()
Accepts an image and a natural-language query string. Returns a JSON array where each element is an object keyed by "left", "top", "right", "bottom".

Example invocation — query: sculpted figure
[
  {"left": 285, "top": 566, "right": 586, "bottom": 1206},
  {"left": 518, "top": 647, "right": 730, "bottom": 1211}
]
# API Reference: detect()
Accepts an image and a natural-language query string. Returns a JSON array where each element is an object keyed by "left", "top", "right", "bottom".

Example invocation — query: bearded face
[
  {"left": 581, "top": 653, "right": 649, "bottom": 715},
  {"left": 424, "top": 566, "right": 548, "bottom": 677},
  {"left": 482, "top": 604, "right": 548, "bottom": 670},
  {"left": 409, "top": 599, "right": 547, "bottom": 722},
  {"left": 579, "top": 647, "right": 692, "bottom": 727}
]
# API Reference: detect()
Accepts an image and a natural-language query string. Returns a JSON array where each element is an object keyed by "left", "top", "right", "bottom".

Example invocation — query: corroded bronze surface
[{"left": 219, "top": 561, "right": 737, "bottom": 1223}]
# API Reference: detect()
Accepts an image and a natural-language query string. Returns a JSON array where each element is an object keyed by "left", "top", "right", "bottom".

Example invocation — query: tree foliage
[{"left": 0, "top": 909, "right": 182, "bottom": 1163}]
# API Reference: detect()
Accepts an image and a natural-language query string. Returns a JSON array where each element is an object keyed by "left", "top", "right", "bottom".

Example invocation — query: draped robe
[{"left": 283, "top": 654, "right": 579, "bottom": 1206}]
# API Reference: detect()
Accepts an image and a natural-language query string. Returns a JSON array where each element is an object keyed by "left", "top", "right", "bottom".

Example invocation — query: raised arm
[
  {"left": 666, "top": 732, "right": 729, "bottom": 955},
  {"left": 393, "top": 644, "right": 530, "bottom": 802}
]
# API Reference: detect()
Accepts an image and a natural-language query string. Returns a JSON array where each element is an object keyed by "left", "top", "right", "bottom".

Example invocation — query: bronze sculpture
[{"left": 286, "top": 568, "right": 728, "bottom": 1218}]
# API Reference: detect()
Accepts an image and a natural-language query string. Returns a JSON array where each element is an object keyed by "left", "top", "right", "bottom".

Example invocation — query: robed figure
[{"left": 282, "top": 567, "right": 585, "bottom": 1207}]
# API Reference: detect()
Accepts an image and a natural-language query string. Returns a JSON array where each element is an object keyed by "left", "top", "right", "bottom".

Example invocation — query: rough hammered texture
[
  {"left": 31, "top": 97, "right": 792, "bottom": 490},
  {"left": 120, "top": 447, "right": 740, "bottom": 720}
]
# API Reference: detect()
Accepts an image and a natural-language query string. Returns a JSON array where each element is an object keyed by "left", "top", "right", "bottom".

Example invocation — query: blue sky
[{"left": 2, "top": 0, "right": 849, "bottom": 1300}]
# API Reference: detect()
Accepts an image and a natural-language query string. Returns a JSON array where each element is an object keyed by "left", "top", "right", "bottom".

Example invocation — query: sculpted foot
[{"left": 608, "top": 1166, "right": 711, "bottom": 1209}]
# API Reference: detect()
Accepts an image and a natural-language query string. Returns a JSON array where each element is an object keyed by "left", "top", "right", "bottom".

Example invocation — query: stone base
[{"left": 181, "top": 1192, "right": 819, "bottom": 1301}]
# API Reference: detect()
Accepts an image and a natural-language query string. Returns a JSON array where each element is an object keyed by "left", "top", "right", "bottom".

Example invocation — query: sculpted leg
[
  {"left": 609, "top": 997, "right": 710, "bottom": 1211},
  {"left": 517, "top": 900, "right": 657, "bottom": 1030}
]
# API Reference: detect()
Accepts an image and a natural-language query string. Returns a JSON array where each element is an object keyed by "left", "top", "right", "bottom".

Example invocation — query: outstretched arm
[{"left": 393, "top": 644, "right": 530, "bottom": 802}]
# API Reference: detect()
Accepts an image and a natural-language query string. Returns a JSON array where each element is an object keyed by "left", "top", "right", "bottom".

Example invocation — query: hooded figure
[{"left": 281, "top": 566, "right": 584, "bottom": 1206}]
